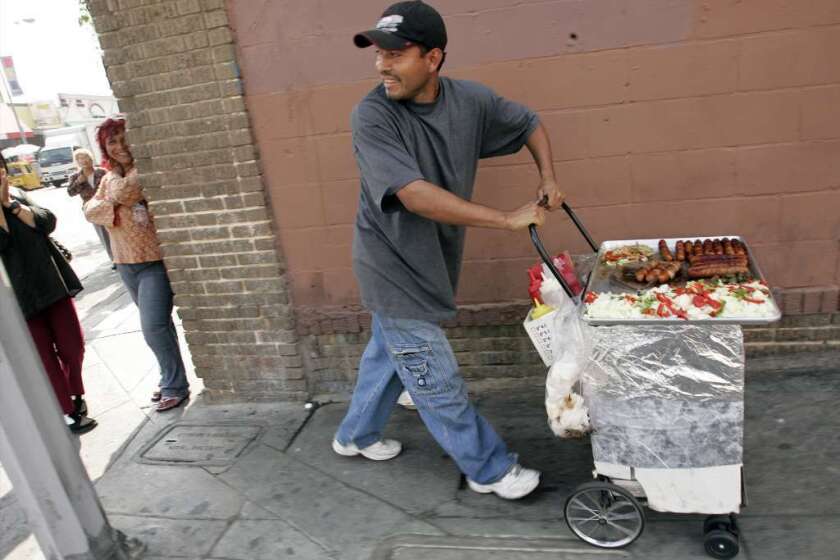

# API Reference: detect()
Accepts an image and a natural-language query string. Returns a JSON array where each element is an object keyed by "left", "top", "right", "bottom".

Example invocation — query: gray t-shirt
[{"left": 351, "top": 77, "right": 539, "bottom": 322}]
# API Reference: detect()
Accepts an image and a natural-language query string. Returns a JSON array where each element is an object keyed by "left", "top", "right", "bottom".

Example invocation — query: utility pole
[{"left": 0, "top": 265, "right": 146, "bottom": 559}]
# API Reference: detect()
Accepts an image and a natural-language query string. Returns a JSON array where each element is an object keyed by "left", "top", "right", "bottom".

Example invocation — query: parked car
[{"left": 6, "top": 160, "right": 42, "bottom": 190}]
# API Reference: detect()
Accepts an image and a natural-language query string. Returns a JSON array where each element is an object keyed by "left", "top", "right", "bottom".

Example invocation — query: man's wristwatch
[{"left": 7, "top": 200, "right": 21, "bottom": 215}]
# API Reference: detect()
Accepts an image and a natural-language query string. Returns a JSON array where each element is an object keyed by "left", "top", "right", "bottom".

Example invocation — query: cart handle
[
  {"left": 529, "top": 224, "right": 577, "bottom": 302},
  {"left": 529, "top": 201, "right": 600, "bottom": 304},
  {"left": 561, "top": 202, "right": 599, "bottom": 253}
]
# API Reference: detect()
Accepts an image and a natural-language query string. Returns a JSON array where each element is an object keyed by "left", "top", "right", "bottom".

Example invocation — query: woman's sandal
[
  {"left": 151, "top": 390, "right": 162, "bottom": 403},
  {"left": 155, "top": 393, "right": 189, "bottom": 412}
]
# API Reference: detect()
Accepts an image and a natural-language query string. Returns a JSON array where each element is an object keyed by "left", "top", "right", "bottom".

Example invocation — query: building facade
[{"left": 85, "top": 0, "right": 840, "bottom": 401}]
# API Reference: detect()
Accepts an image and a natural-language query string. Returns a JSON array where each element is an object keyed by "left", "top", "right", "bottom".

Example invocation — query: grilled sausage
[
  {"left": 732, "top": 239, "right": 746, "bottom": 256},
  {"left": 694, "top": 240, "right": 705, "bottom": 256},
  {"left": 723, "top": 238, "right": 734, "bottom": 256},
  {"left": 683, "top": 241, "right": 693, "bottom": 259},
  {"left": 687, "top": 265, "right": 750, "bottom": 279},
  {"left": 703, "top": 239, "right": 714, "bottom": 255},
  {"left": 635, "top": 268, "right": 647, "bottom": 283},
  {"left": 687, "top": 254, "right": 749, "bottom": 267},
  {"left": 713, "top": 239, "right": 724, "bottom": 255},
  {"left": 659, "top": 239, "right": 674, "bottom": 261}
]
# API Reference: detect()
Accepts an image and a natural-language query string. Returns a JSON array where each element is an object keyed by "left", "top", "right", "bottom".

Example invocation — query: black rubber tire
[
  {"left": 704, "top": 528, "right": 740, "bottom": 559},
  {"left": 704, "top": 515, "right": 734, "bottom": 535}
]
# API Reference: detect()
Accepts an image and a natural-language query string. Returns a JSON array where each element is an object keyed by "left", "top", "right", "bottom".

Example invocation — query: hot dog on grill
[
  {"left": 683, "top": 241, "right": 693, "bottom": 259},
  {"left": 723, "top": 238, "right": 734, "bottom": 256},
  {"left": 687, "top": 264, "right": 750, "bottom": 279},
  {"left": 713, "top": 239, "right": 724, "bottom": 255},
  {"left": 659, "top": 239, "right": 674, "bottom": 261},
  {"left": 687, "top": 254, "right": 748, "bottom": 267}
]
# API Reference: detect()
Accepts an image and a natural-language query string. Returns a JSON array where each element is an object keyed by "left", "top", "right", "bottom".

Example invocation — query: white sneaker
[
  {"left": 467, "top": 464, "right": 541, "bottom": 499},
  {"left": 332, "top": 438, "right": 402, "bottom": 461},
  {"left": 397, "top": 391, "right": 417, "bottom": 410}
]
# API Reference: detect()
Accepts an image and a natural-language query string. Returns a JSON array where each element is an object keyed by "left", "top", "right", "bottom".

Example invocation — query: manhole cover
[{"left": 138, "top": 423, "right": 264, "bottom": 466}]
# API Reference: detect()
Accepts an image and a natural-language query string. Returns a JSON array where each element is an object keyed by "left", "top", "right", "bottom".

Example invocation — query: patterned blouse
[{"left": 83, "top": 169, "right": 162, "bottom": 264}]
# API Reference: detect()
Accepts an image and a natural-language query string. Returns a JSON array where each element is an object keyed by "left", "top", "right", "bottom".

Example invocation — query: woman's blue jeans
[
  {"left": 117, "top": 261, "right": 189, "bottom": 398},
  {"left": 335, "top": 313, "right": 515, "bottom": 484}
]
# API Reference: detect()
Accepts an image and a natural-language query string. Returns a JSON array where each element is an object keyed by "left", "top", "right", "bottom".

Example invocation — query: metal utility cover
[{"left": 138, "top": 423, "right": 264, "bottom": 466}]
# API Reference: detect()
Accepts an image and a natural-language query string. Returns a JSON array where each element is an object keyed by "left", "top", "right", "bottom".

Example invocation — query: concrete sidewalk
[{"left": 1, "top": 240, "right": 838, "bottom": 559}]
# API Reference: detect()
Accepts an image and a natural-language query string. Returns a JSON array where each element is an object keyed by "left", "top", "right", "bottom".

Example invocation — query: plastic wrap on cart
[{"left": 582, "top": 325, "right": 744, "bottom": 469}]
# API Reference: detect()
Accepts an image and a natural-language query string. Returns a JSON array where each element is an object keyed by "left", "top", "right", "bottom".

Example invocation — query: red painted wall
[{"left": 228, "top": 0, "right": 840, "bottom": 310}]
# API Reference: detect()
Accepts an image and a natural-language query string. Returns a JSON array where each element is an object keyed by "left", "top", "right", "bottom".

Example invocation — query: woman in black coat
[{"left": 0, "top": 152, "right": 96, "bottom": 434}]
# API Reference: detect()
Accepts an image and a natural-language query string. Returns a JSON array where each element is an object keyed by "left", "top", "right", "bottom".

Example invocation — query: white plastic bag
[{"left": 543, "top": 282, "right": 591, "bottom": 439}]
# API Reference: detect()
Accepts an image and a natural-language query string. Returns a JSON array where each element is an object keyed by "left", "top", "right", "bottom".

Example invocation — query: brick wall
[
  {"left": 87, "top": 1, "right": 840, "bottom": 401},
  {"left": 301, "top": 304, "right": 840, "bottom": 399},
  {"left": 87, "top": 0, "right": 306, "bottom": 401}
]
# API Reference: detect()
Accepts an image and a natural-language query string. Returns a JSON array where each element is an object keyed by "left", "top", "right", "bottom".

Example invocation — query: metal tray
[{"left": 581, "top": 236, "right": 781, "bottom": 326}]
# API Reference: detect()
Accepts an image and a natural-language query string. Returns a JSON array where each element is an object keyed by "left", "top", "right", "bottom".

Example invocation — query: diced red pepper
[
  {"left": 624, "top": 295, "right": 638, "bottom": 304},
  {"left": 641, "top": 308, "right": 655, "bottom": 316},
  {"left": 584, "top": 291, "right": 599, "bottom": 304},
  {"left": 668, "top": 304, "right": 688, "bottom": 319},
  {"left": 655, "top": 293, "right": 673, "bottom": 305},
  {"left": 743, "top": 296, "right": 764, "bottom": 304},
  {"left": 656, "top": 303, "right": 671, "bottom": 317},
  {"left": 692, "top": 293, "right": 722, "bottom": 311},
  {"left": 705, "top": 298, "right": 722, "bottom": 310}
]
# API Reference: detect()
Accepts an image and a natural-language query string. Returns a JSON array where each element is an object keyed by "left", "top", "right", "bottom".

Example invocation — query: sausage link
[
  {"left": 723, "top": 238, "right": 734, "bottom": 256},
  {"left": 687, "top": 265, "right": 750, "bottom": 279},
  {"left": 659, "top": 239, "right": 674, "bottom": 261}
]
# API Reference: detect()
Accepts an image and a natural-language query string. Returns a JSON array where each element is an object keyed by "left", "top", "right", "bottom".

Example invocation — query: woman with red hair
[{"left": 84, "top": 118, "right": 190, "bottom": 411}]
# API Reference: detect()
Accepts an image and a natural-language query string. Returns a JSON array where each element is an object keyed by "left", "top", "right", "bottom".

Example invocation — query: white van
[{"left": 37, "top": 145, "right": 79, "bottom": 187}]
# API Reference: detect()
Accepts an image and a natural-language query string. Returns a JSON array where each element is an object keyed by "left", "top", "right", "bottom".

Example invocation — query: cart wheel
[
  {"left": 564, "top": 481, "right": 645, "bottom": 549},
  {"left": 704, "top": 529, "right": 739, "bottom": 559},
  {"left": 704, "top": 514, "right": 735, "bottom": 535}
]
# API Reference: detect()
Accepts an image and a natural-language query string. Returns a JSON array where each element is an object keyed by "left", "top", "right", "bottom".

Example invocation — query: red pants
[{"left": 26, "top": 297, "right": 85, "bottom": 415}]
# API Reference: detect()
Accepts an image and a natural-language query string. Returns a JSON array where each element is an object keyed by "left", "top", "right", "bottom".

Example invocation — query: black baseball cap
[{"left": 354, "top": 1, "right": 447, "bottom": 51}]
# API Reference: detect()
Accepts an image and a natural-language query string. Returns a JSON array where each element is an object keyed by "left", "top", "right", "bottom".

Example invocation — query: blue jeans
[
  {"left": 335, "top": 313, "right": 515, "bottom": 484},
  {"left": 117, "top": 261, "right": 189, "bottom": 398}
]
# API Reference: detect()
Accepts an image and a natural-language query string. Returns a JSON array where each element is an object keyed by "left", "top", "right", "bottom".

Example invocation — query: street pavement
[{"left": 1, "top": 186, "right": 838, "bottom": 559}]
